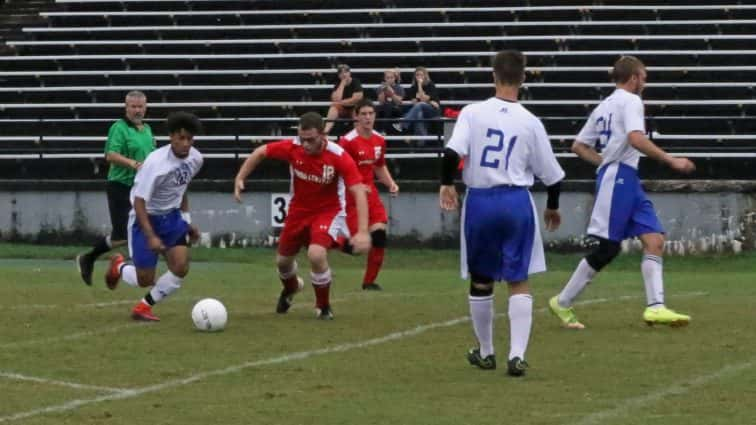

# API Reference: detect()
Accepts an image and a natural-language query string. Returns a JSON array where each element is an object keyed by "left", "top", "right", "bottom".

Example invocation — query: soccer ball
[{"left": 191, "top": 298, "right": 227, "bottom": 332}]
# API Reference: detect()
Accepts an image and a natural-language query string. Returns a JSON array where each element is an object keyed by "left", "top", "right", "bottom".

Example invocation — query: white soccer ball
[{"left": 191, "top": 298, "right": 228, "bottom": 332}]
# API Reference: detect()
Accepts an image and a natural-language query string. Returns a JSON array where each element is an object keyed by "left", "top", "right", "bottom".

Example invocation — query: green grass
[{"left": 0, "top": 245, "right": 755, "bottom": 424}]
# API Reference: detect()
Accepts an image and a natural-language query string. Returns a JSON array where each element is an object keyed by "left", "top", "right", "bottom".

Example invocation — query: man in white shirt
[
  {"left": 105, "top": 112, "right": 204, "bottom": 322},
  {"left": 548, "top": 56, "right": 695, "bottom": 330},
  {"left": 440, "top": 50, "right": 565, "bottom": 377}
]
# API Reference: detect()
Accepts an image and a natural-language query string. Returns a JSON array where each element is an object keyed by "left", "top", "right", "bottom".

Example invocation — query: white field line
[
  {"left": 571, "top": 361, "right": 755, "bottom": 425},
  {"left": 0, "top": 292, "right": 706, "bottom": 423},
  {"left": 0, "top": 372, "right": 128, "bottom": 394},
  {"left": 0, "top": 323, "right": 145, "bottom": 350}
]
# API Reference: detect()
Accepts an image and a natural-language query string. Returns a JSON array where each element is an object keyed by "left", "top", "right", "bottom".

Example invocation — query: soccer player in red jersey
[
  {"left": 234, "top": 112, "right": 371, "bottom": 319},
  {"left": 338, "top": 99, "right": 399, "bottom": 290}
]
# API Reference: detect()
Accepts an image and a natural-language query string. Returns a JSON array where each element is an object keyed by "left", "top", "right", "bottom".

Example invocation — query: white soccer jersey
[
  {"left": 130, "top": 145, "right": 203, "bottom": 215},
  {"left": 575, "top": 88, "right": 646, "bottom": 170},
  {"left": 447, "top": 97, "right": 565, "bottom": 188}
]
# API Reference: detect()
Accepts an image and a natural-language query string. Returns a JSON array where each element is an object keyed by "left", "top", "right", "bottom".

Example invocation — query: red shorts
[
  {"left": 278, "top": 208, "right": 349, "bottom": 257},
  {"left": 346, "top": 189, "right": 387, "bottom": 234}
]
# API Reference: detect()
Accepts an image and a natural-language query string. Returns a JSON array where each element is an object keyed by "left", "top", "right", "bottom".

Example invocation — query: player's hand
[
  {"left": 350, "top": 231, "right": 371, "bottom": 254},
  {"left": 187, "top": 224, "right": 200, "bottom": 244},
  {"left": 233, "top": 178, "right": 245, "bottom": 203},
  {"left": 439, "top": 185, "right": 459, "bottom": 211},
  {"left": 544, "top": 208, "right": 561, "bottom": 232},
  {"left": 668, "top": 157, "right": 696, "bottom": 174},
  {"left": 147, "top": 235, "right": 166, "bottom": 253},
  {"left": 388, "top": 182, "right": 399, "bottom": 197}
]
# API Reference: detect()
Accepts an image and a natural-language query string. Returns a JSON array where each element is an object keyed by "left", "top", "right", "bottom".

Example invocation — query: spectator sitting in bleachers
[
  {"left": 324, "top": 63, "right": 364, "bottom": 134},
  {"left": 394, "top": 66, "right": 441, "bottom": 138},
  {"left": 375, "top": 67, "right": 405, "bottom": 134}
]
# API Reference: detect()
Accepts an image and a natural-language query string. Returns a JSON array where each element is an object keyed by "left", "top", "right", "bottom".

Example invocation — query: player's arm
[
  {"left": 628, "top": 131, "right": 695, "bottom": 174},
  {"left": 180, "top": 193, "right": 199, "bottom": 243},
  {"left": 571, "top": 141, "right": 603, "bottom": 167},
  {"left": 375, "top": 165, "right": 399, "bottom": 195},
  {"left": 348, "top": 183, "right": 371, "bottom": 253},
  {"left": 439, "top": 147, "right": 460, "bottom": 211},
  {"left": 234, "top": 145, "right": 268, "bottom": 202},
  {"left": 134, "top": 197, "right": 165, "bottom": 253}
]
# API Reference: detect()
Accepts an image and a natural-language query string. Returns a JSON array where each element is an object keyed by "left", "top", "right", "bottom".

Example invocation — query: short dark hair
[
  {"left": 353, "top": 98, "right": 375, "bottom": 115},
  {"left": 611, "top": 56, "right": 645, "bottom": 84},
  {"left": 299, "top": 111, "right": 325, "bottom": 132},
  {"left": 165, "top": 111, "right": 202, "bottom": 135},
  {"left": 492, "top": 50, "right": 526, "bottom": 87}
]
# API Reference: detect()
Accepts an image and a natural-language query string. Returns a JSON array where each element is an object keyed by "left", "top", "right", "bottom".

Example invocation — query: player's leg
[
  {"left": 275, "top": 215, "right": 307, "bottom": 314},
  {"left": 362, "top": 195, "right": 389, "bottom": 290},
  {"left": 307, "top": 244, "right": 333, "bottom": 320},
  {"left": 550, "top": 163, "right": 630, "bottom": 328},
  {"left": 635, "top": 231, "right": 690, "bottom": 326},
  {"left": 505, "top": 280, "right": 531, "bottom": 377},
  {"left": 466, "top": 273, "right": 496, "bottom": 370},
  {"left": 106, "top": 213, "right": 145, "bottom": 289},
  {"left": 77, "top": 181, "right": 130, "bottom": 285}
]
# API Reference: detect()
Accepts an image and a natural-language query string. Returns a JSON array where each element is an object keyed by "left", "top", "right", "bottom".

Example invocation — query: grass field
[{"left": 1, "top": 243, "right": 755, "bottom": 425}]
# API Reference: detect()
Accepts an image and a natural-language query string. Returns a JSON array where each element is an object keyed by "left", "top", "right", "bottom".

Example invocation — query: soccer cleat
[
  {"left": 507, "top": 357, "right": 529, "bottom": 377},
  {"left": 315, "top": 305, "right": 334, "bottom": 320},
  {"left": 548, "top": 296, "right": 585, "bottom": 329},
  {"left": 131, "top": 302, "right": 160, "bottom": 322},
  {"left": 643, "top": 306, "right": 691, "bottom": 327},
  {"left": 276, "top": 277, "right": 304, "bottom": 314},
  {"left": 466, "top": 348, "right": 496, "bottom": 370},
  {"left": 104, "top": 254, "right": 125, "bottom": 290},
  {"left": 76, "top": 252, "right": 94, "bottom": 286},
  {"left": 362, "top": 283, "right": 383, "bottom": 291}
]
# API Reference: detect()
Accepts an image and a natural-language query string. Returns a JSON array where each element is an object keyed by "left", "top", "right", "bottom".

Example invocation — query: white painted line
[
  {"left": 571, "top": 361, "right": 755, "bottom": 425},
  {"left": 0, "top": 323, "right": 145, "bottom": 350},
  {"left": 0, "top": 292, "right": 706, "bottom": 422},
  {"left": 0, "top": 372, "right": 129, "bottom": 394}
]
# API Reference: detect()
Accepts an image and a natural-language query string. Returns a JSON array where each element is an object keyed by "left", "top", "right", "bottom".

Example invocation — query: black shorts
[{"left": 106, "top": 181, "right": 132, "bottom": 241}]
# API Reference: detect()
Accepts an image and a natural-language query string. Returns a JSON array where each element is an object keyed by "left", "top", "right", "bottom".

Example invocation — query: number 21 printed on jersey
[
  {"left": 595, "top": 113, "right": 613, "bottom": 150},
  {"left": 480, "top": 128, "right": 518, "bottom": 170}
]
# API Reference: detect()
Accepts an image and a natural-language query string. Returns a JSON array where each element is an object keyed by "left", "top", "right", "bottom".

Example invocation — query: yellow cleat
[
  {"left": 643, "top": 306, "right": 691, "bottom": 327},
  {"left": 548, "top": 296, "right": 585, "bottom": 329}
]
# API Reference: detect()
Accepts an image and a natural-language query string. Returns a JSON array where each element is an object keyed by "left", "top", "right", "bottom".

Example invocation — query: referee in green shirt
[{"left": 77, "top": 91, "right": 155, "bottom": 285}]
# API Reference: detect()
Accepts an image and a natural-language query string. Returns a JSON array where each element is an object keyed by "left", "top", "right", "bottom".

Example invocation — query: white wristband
[{"left": 181, "top": 211, "right": 192, "bottom": 224}]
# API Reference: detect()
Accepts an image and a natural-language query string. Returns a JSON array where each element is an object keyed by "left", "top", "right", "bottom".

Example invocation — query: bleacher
[{"left": 1, "top": 0, "right": 755, "bottom": 181}]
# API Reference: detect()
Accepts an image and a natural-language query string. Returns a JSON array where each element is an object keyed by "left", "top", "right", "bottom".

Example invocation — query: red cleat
[
  {"left": 131, "top": 302, "right": 160, "bottom": 322},
  {"left": 105, "top": 254, "right": 124, "bottom": 290}
]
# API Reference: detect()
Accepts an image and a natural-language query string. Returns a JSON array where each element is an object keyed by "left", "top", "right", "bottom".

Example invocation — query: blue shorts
[
  {"left": 128, "top": 209, "right": 189, "bottom": 269},
  {"left": 587, "top": 162, "right": 664, "bottom": 242},
  {"left": 462, "top": 186, "right": 536, "bottom": 283}
]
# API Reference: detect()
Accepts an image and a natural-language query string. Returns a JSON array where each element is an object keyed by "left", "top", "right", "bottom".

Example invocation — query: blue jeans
[{"left": 401, "top": 102, "right": 439, "bottom": 136}]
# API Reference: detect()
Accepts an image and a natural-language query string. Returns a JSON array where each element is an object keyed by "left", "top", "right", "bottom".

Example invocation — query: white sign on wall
[{"left": 270, "top": 193, "right": 292, "bottom": 227}]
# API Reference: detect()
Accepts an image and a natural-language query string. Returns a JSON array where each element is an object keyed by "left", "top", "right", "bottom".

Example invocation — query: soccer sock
[
  {"left": 87, "top": 236, "right": 111, "bottom": 260},
  {"left": 278, "top": 261, "right": 300, "bottom": 295},
  {"left": 469, "top": 294, "right": 494, "bottom": 358},
  {"left": 641, "top": 254, "right": 665, "bottom": 307},
  {"left": 120, "top": 263, "right": 139, "bottom": 288},
  {"left": 508, "top": 294, "right": 533, "bottom": 361},
  {"left": 143, "top": 271, "right": 183, "bottom": 306},
  {"left": 362, "top": 247, "right": 385, "bottom": 285},
  {"left": 557, "top": 258, "right": 596, "bottom": 307},
  {"left": 311, "top": 269, "right": 332, "bottom": 309}
]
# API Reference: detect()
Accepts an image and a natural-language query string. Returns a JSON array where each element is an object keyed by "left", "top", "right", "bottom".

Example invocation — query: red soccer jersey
[
  {"left": 265, "top": 138, "right": 362, "bottom": 213},
  {"left": 338, "top": 129, "right": 386, "bottom": 187}
]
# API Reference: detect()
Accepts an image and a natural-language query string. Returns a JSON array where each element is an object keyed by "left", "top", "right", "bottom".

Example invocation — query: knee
[
  {"left": 307, "top": 246, "right": 328, "bottom": 270},
  {"left": 585, "top": 238, "right": 621, "bottom": 271},
  {"left": 170, "top": 262, "right": 189, "bottom": 278},
  {"left": 371, "top": 229, "right": 387, "bottom": 249},
  {"left": 643, "top": 235, "right": 665, "bottom": 255},
  {"left": 136, "top": 270, "right": 154, "bottom": 288},
  {"left": 469, "top": 272, "right": 494, "bottom": 297}
]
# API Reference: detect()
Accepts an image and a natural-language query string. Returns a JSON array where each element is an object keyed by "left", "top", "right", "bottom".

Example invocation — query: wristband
[{"left": 181, "top": 211, "right": 192, "bottom": 224}]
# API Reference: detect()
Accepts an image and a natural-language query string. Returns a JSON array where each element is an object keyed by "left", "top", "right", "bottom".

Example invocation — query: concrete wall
[{"left": 2, "top": 188, "right": 754, "bottom": 254}]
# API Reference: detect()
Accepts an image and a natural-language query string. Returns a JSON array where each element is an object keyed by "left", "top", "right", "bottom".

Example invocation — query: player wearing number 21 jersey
[{"left": 440, "top": 50, "right": 565, "bottom": 377}]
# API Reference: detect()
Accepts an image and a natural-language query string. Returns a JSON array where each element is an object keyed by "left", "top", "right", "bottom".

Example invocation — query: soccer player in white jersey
[
  {"left": 104, "top": 112, "right": 204, "bottom": 322},
  {"left": 440, "top": 50, "right": 565, "bottom": 377},
  {"left": 548, "top": 56, "right": 695, "bottom": 330}
]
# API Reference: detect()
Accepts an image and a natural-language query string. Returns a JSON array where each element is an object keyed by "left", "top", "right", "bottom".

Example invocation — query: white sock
[
  {"left": 468, "top": 295, "right": 494, "bottom": 358},
  {"left": 641, "top": 254, "right": 665, "bottom": 307},
  {"left": 557, "top": 258, "right": 596, "bottom": 307},
  {"left": 147, "top": 271, "right": 183, "bottom": 305},
  {"left": 120, "top": 264, "right": 139, "bottom": 288},
  {"left": 508, "top": 294, "right": 532, "bottom": 361}
]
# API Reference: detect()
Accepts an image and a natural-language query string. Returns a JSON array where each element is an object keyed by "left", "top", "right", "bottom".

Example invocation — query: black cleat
[
  {"left": 276, "top": 290, "right": 294, "bottom": 314},
  {"left": 507, "top": 357, "right": 529, "bottom": 377},
  {"left": 467, "top": 348, "right": 496, "bottom": 370},
  {"left": 362, "top": 283, "right": 383, "bottom": 291},
  {"left": 315, "top": 305, "right": 334, "bottom": 320},
  {"left": 76, "top": 253, "right": 94, "bottom": 286}
]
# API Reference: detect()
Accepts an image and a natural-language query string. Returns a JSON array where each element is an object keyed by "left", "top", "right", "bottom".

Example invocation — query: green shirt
[{"left": 105, "top": 118, "right": 155, "bottom": 186}]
